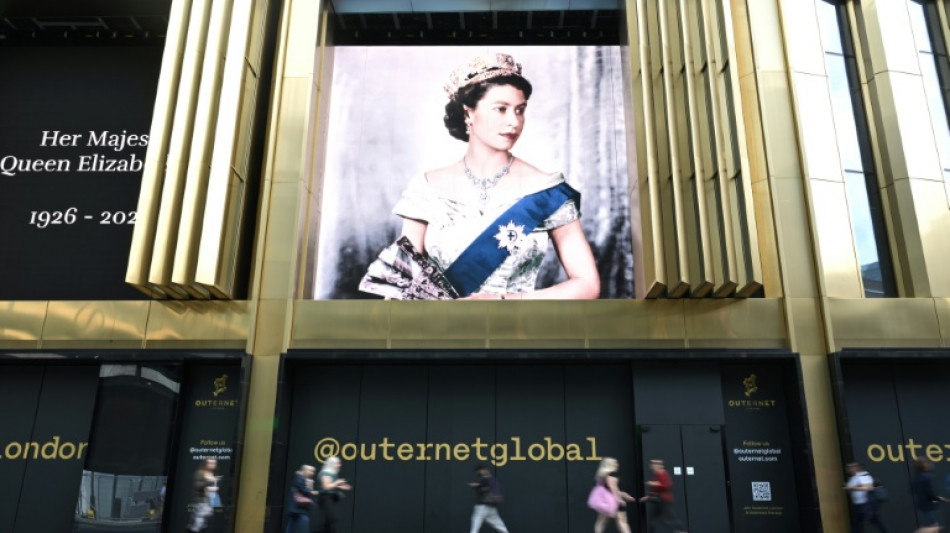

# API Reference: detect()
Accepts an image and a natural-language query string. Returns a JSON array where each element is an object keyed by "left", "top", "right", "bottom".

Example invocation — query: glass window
[
  {"left": 908, "top": 0, "right": 950, "bottom": 202},
  {"left": 817, "top": 1, "right": 896, "bottom": 297}
]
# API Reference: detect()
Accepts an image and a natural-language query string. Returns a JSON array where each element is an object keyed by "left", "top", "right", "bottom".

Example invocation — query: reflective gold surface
[
  {"left": 0, "top": 302, "right": 48, "bottom": 347},
  {"left": 126, "top": 0, "right": 194, "bottom": 295},
  {"left": 235, "top": 354, "right": 279, "bottom": 533},
  {"left": 800, "top": 353, "right": 849, "bottom": 533},
  {"left": 830, "top": 298, "right": 942, "bottom": 348}
]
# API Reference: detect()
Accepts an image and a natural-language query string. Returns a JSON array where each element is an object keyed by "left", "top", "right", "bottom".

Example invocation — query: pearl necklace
[{"left": 463, "top": 154, "right": 514, "bottom": 202}]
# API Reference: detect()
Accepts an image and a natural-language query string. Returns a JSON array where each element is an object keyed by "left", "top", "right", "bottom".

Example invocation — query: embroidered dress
[{"left": 392, "top": 172, "right": 579, "bottom": 296}]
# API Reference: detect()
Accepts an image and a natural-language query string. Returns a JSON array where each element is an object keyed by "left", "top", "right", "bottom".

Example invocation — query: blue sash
[{"left": 444, "top": 182, "right": 580, "bottom": 297}]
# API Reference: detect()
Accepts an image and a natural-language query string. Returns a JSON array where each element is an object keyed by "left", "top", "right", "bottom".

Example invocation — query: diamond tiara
[{"left": 443, "top": 53, "right": 524, "bottom": 100}]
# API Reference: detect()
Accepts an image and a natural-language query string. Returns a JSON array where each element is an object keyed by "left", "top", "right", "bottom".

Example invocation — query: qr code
[{"left": 752, "top": 481, "right": 772, "bottom": 502}]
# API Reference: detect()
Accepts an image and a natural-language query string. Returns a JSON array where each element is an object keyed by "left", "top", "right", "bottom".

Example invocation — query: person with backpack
[
  {"left": 843, "top": 462, "right": 889, "bottom": 533},
  {"left": 469, "top": 463, "right": 509, "bottom": 533}
]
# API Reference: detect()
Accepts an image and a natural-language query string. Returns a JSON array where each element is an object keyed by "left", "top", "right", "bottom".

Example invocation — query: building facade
[{"left": 2, "top": 0, "right": 950, "bottom": 532}]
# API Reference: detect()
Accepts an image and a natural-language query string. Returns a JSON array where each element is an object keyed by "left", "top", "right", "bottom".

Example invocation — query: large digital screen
[
  {"left": 312, "top": 46, "right": 635, "bottom": 300},
  {"left": 0, "top": 46, "right": 161, "bottom": 300}
]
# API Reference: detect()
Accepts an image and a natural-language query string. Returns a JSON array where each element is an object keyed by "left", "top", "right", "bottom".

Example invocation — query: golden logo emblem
[
  {"left": 213, "top": 374, "right": 228, "bottom": 397},
  {"left": 743, "top": 374, "right": 758, "bottom": 397}
]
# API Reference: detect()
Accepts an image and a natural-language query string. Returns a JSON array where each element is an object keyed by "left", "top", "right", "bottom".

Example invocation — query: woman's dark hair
[{"left": 443, "top": 75, "right": 533, "bottom": 142}]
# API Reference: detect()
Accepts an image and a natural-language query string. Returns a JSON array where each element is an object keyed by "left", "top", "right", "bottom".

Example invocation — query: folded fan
[{"left": 359, "top": 237, "right": 459, "bottom": 300}]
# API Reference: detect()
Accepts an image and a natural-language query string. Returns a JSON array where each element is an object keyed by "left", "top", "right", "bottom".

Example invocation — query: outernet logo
[
  {"left": 313, "top": 436, "right": 602, "bottom": 467},
  {"left": 728, "top": 372, "right": 776, "bottom": 409},
  {"left": 743, "top": 374, "right": 758, "bottom": 397},
  {"left": 213, "top": 374, "right": 228, "bottom": 397}
]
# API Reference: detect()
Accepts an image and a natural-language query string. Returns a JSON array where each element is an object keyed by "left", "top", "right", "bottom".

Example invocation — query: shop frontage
[
  {"left": 271, "top": 351, "right": 820, "bottom": 533},
  {"left": 0, "top": 351, "right": 246, "bottom": 533},
  {"left": 833, "top": 349, "right": 950, "bottom": 532}
]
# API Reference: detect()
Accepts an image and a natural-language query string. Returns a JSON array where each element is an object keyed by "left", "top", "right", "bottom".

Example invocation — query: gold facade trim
[{"left": 127, "top": 0, "right": 266, "bottom": 300}]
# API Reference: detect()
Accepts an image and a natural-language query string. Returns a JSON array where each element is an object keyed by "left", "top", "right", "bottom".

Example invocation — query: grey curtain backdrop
[{"left": 313, "top": 46, "right": 635, "bottom": 299}]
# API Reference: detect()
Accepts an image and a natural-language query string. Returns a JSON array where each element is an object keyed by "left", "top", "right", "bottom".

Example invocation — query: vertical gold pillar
[
  {"left": 858, "top": 0, "right": 950, "bottom": 297},
  {"left": 234, "top": 0, "right": 328, "bottom": 531},
  {"left": 735, "top": 0, "right": 844, "bottom": 530}
]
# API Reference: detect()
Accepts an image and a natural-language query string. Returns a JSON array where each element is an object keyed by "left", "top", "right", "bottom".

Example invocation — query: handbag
[
  {"left": 293, "top": 489, "right": 312, "bottom": 507},
  {"left": 587, "top": 484, "right": 618, "bottom": 517},
  {"left": 209, "top": 491, "right": 222, "bottom": 508}
]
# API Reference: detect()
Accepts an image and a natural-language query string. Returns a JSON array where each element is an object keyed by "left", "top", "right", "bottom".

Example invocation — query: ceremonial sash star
[{"left": 495, "top": 221, "right": 526, "bottom": 254}]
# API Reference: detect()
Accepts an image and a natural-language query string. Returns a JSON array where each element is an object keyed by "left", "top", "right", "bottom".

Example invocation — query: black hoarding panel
[
  {"left": 840, "top": 364, "right": 911, "bottom": 531},
  {"left": 633, "top": 362, "right": 725, "bottom": 425},
  {"left": 283, "top": 365, "right": 362, "bottom": 533},
  {"left": 681, "top": 425, "right": 729, "bottom": 533},
  {"left": 0, "top": 367, "right": 44, "bottom": 531},
  {"left": 893, "top": 365, "right": 950, "bottom": 528},
  {"left": 496, "top": 365, "right": 568, "bottom": 533},
  {"left": 0, "top": 46, "right": 161, "bottom": 300},
  {"left": 424, "top": 365, "right": 496, "bottom": 533},
  {"left": 564, "top": 364, "right": 637, "bottom": 533},
  {"left": 14, "top": 365, "right": 99, "bottom": 533},
  {"left": 352, "top": 366, "right": 428, "bottom": 533},
  {"left": 167, "top": 364, "right": 242, "bottom": 533},
  {"left": 721, "top": 365, "right": 800, "bottom": 532}
]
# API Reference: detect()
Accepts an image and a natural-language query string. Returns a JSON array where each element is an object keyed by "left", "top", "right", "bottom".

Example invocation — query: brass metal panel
[
  {"left": 174, "top": 0, "right": 236, "bottom": 297},
  {"left": 777, "top": 0, "right": 824, "bottom": 77},
  {"left": 684, "top": 298, "right": 786, "bottom": 343},
  {"left": 587, "top": 299, "right": 687, "bottom": 342},
  {"left": 729, "top": 0, "right": 754, "bottom": 79},
  {"left": 488, "top": 301, "right": 588, "bottom": 342},
  {"left": 484, "top": 339, "right": 589, "bottom": 349},
  {"left": 701, "top": 0, "right": 738, "bottom": 294},
  {"left": 829, "top": 298, "right": 942, "bottom": 347},
  {"left": 771, "top": 177, "right": 819, "bottom": 297},
  {"left": 721, "top": 0, "right": 763, "bottom": 296},
  {"left": 149, "top": 0, "right": 216, "bottom": 296},
  {"left": 787, "top": 297, "right": 826, "bottom": 356},
  {"left": 258, "top": 180, "right": 308, "bottom": 300},
  {"left": 292, "top": 300, "right": 390, "bottom": 344},
  {"left": 866, "top": 73, "right": 942, "bottom": 186},
  {"left": 235, "top": 354, "right": 279, "bottom": 533},
  {"left": 808, "top": 180, "right": 862, "bottom": 298},
  {"left": 391, "top": 339, "right": 496, "bottom": 349},
  {"left": 743, "top": 0, "right": 785, "bottom": 75},
  {"left": 682, "top": 0, "right": 714, "bottom": 297},
  {"left": 749, "top": 174, "right": 782, "bottom": 297},
  {"left": 860, "top": 0, "right": 923, "bottom": 78},
  {"left": 799, "top": 353, "right": 850, "bottom": 533},
  {"left": 126, "top": 0, "right": 194, "bottom": 296},
  {"left": 283, "top": 0, "right": 322, "bottom": 78},
  {"left": 41, "top": 301, "right": 150, "bottom": 342},
  {"left": 636, "top": 0, "right": 668, "bottom": 296},
  {"left": 936, "top": 298, "right": 950, "bottom": 347},
  {"left": 658, "top": 0, "right": 690, "bottom": 296},
  {"left": 906, "top": 178, "right": 950, "bottom": 296},
  {"left": 252, "top": 298, "right": 293, "bottom": 356},
  {"left": 885, "top": 173, "right": 950, "bottom": 297},
  {"left": 192, "top": 0, "right": 257, "bottom": 297},
  {"left": 0, "top": 301, "right": 48, "bottom": 346},
  {"left": 388, "top": 302, "right": 490, "bottom": 340},
  {"left": 588, "top": 339, "right": 690, "bottom": 349},
  {"left": 754, "top": 71, "right": 801, "bottom": 180},
  {"left": 143, "top": 300, "right": 251, "bottom": 342}
]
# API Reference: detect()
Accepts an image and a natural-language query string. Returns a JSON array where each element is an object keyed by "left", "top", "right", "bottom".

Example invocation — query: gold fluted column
[
  {"left": 127, "top": 0, "right": 272, "bottom": 299},
  {"left": 733, "top": 0, "right": 845, "bottom": 530},
  {"left": 234, "top": 0, "right": 329, "bottom": 531},
  {"left": 857, "top": 0, "right": 950, "bottom": 297}
]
